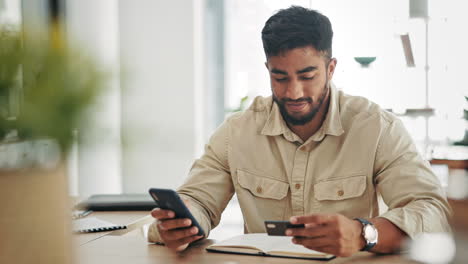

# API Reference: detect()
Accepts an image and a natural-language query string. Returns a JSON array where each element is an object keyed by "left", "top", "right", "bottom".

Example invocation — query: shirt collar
[
  {"left": 260, "top": 100, "right": 290, "bottom": 136},
  {"left": 261, "top": 83, "right": 344, "bottom": 142}
]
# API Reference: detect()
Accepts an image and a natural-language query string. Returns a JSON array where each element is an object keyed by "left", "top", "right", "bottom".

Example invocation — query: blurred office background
[{"left": 1, "top": 0, "right": 467, "bottom": 245}]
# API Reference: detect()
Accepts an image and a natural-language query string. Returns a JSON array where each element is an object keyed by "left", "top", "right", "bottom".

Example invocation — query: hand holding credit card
[{"left": 265, "top": 220, "right": 305, "bottom": 236}]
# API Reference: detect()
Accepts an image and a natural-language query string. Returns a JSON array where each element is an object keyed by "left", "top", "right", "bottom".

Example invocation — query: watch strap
[{"left": 354, "top": 218, "right": 376, "bottom": 251}]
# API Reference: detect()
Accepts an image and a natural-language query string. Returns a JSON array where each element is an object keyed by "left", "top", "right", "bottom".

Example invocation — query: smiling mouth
[{"left": 286, "top": 102, "right": 308, "bottom": 112}]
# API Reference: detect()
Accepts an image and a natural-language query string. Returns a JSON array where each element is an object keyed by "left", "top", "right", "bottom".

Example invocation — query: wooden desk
[{"left": 75, "top": 211, "right": 419, "bottom": 264}]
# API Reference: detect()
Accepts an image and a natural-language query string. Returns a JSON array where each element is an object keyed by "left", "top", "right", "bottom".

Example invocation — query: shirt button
[
  {"left": 256, "top": 186, "right": 263, "bottom": 194},
  {"left": 337, "top": 190, "right": 344, "bottom": 197},
  {"left": 295, "top": 183, "right": 301, "bottom": 189}
]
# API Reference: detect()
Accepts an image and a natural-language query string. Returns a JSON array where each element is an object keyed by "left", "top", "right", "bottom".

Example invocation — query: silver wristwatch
[{"left": 354, "top": 218, "right": 378, "bottom": 251}]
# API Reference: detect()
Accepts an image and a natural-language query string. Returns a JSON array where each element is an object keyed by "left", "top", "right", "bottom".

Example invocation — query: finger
[
  {"left": 290, "top": 214, "right": 335, "bottom": 226},
  {"left": 193, "top": 235, "right": 204, "bottom": 242},
  {"left": 292, "top": 236, "right": 334, "bottom": 249},
  {"left": 161, "top": 226, "right": 199, "bottom": 241},
  {"left": 158, "top": 218, "right": 192, "bottom": 230},
  {"left": 304, "top": 222, "right": 321, "bottom": 228},
  {"left": 285, "top": 225, "right": 333, "bottom": 238},
  {"left": 151, "top": 208, "right": 175, "bottom": 220}
]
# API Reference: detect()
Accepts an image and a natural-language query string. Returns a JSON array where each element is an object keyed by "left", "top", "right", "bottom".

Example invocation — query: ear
[{"left": 327, "top": 58, "right": 337, "bottom": 79}]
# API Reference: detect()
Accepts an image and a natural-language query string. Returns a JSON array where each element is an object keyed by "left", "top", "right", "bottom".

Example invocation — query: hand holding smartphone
[
  {"left": 264, "top": 220, "right": 305, "bottom": 236},
  {"left": 149, "top": 188, "right": 205, "bottom": 237}
]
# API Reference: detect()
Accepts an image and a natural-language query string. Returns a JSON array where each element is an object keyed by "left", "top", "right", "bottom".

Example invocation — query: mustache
[{"left": 279, "top": 97, "right": 313, "bottom": 104}]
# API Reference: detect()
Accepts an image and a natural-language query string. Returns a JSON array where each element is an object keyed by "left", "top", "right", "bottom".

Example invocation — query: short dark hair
[{"left": 261, "top": 6, "right": 333, "bottom": 59}]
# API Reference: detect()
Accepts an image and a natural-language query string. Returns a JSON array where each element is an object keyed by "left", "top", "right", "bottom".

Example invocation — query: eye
[
  {"left": 301, "top": 76, "right": 315, "bottom": 80},
  {"left": 275, "top": 77, "right": 288, "bottom": 82}
]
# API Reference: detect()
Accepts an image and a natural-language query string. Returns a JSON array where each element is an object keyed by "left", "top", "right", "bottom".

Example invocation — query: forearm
[{"left": 367, "top": 217, "right": 407, "bottom": 254}]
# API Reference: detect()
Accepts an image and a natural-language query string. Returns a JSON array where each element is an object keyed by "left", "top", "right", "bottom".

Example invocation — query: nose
[{"left": 284, "top": 78, "right": 304, "bottom": 100}]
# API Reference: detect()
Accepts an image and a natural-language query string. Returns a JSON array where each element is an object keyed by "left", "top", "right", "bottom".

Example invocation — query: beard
[{"left": 273, "top": 82, "right": 329, "bottom": 126}]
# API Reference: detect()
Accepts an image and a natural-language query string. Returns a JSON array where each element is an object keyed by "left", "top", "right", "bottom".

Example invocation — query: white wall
[
  {"left": 0, "top": 0, "right": 21, "bottom": 25},
  {"left": 119, "top": 0, "right": 205, "bottom": 192},
  {"left": 66, "top": 0, "right": 122, "bottom": 196}
]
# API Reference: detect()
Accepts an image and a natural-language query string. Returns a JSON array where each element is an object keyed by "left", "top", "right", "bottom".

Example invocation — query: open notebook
[
  {"left": 73, "top": 217, "right": 127, "bottom": 233},
  {"left": 206, "top": 233, "right": 334, "bottom": 260}
]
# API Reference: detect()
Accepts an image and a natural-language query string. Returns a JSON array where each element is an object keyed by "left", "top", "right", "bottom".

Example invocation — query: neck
[{"left": 288, "top": 89, "right": 331, "bottom": 142}]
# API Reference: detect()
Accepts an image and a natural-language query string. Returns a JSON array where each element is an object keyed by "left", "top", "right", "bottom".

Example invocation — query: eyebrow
[{"left": 271, "top": 66, "right": 318, "bottom": 75}]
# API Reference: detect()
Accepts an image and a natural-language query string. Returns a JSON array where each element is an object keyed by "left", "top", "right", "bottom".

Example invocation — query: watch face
[{"left": 364, "top": 224, "right": 378, "bottom": 243}]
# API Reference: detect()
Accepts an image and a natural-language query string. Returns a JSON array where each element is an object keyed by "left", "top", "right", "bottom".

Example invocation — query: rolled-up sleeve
[
  {"left": 374, "top": 119, "right": 451, "bottom": 238},
  {"left": 148, "top": 119, "right": 234, "bottom": 243}
]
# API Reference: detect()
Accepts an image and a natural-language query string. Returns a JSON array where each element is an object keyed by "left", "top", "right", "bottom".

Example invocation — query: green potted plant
[{"left": 0, "top": 26, "right": 105, "bottom": 264}]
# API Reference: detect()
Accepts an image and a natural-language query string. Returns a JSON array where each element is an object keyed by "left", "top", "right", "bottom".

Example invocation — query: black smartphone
[
  {"left": 148, "top": 188, "right": 205, "bottom": 237},
  {"left": 264, "top": 220, "right": 305, "bottom": 236}
]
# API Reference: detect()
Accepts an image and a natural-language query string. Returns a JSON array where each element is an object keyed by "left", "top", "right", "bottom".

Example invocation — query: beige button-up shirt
[{"left": 148, "top": 85, "right": 451, "bottom": 242}]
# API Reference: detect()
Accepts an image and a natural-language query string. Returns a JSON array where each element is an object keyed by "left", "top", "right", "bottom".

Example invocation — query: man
[{"left": 149, "top": 6, "right": 450, "bottom": 257}]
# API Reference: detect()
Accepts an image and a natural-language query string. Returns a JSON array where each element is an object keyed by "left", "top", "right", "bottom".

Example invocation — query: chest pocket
[
  {"left": 314, "top": 175, "right": 366, "bottom": 201},
  {"left": 238, "top": 170, "right": 289, "bottom": 199},
  {"left": 236, "top": 170, "right": 289, "bottom": 222},
  {"left": 313, "top": 175, "right": 368, "bottom": 217}
]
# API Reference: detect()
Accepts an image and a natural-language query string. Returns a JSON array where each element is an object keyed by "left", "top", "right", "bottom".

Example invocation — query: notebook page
[
  {"left": 268, "top": 239, "right": 331, "bottom": 257},
  {"left": 212, "top": 233, "right": 292, "bottom": 252}
]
